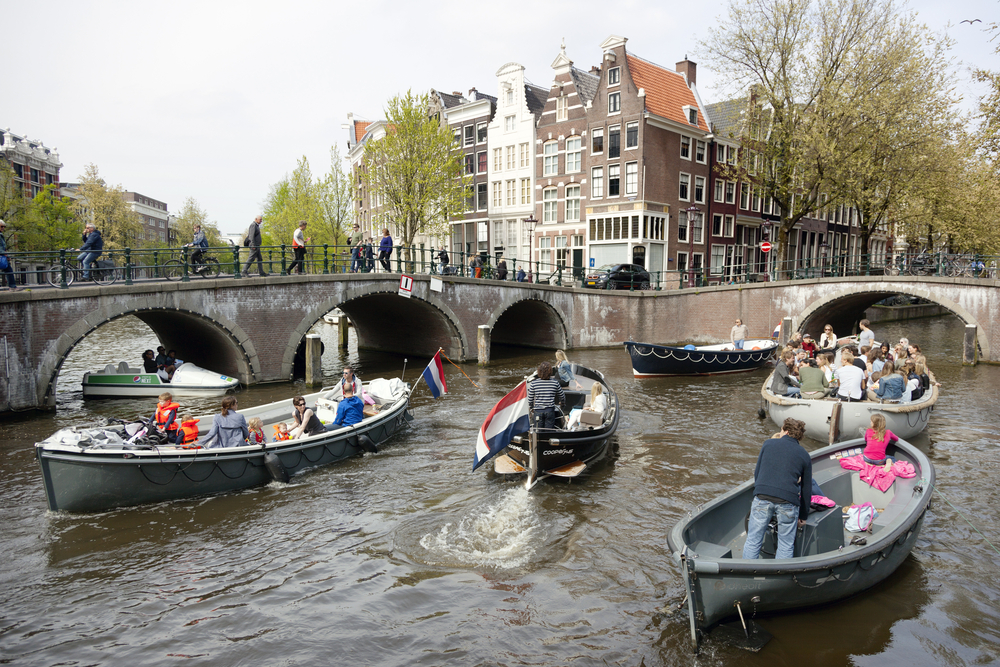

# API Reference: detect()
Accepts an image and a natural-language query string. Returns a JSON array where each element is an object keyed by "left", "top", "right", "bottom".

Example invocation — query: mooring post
[
  {"left": 305, "top": 334, "right": 323, "bottom": 386},
  {"left": 337, "top": 314, "right": 349, "bottom": 349},
  {"left": 782, "top": 316, "right": 793, "bottom": 345},
  {"left": 477, "top": 325, "right": 491, "bottom": 366},
  {"left": 963, "top": 324, "right": 978, "bottom": 366}
]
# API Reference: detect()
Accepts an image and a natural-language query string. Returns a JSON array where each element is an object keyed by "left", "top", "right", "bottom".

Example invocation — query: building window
[
  {"left": 727, "top": 145, "right": 737, "bottom": 164},
  {"left": 626, "top": 121, "right": 638, "bottom": 149},
  {"left": 555, "top": 235, "right": 568, "bottom": 267},
  {"left": 717, "top": 144, "right": 726, "bottom": 162},
  {"left": 464, "top": 125, "right": 474, "bottom": 146},
  {"left": 625, "top": 162, "right": 638, "bottom": 196},
  {"left": 608, "top": 66, "right": 620, "bottom": 85},
  {"left": 520, "top": 143, "right": 529, "bottom": 168},
  {"left": 493, "top": 148, "right": 502, "bottom": 171},
  {"left": 508, "top": 219, "right": 518, "bottom": 247},
  {"left": 478, "top": 151, "right": 487, "bottom": 174},
  {"left": 678, "top": 211, "right": 688, "bottom": 242},
  {"left": 507, "top": 145, "right": 515, "bottom": 170},
  {"left": 608, "top": 92, "right": 621, "bottom": 114},
  {"left": 477, "top": 183, "right": 488, "bottom": 210},
  {"left": 696, "top": 140, "right": 706, "bottom": 163},
  {"left": 505, "top": 115, "right": 515, "bottom": 132},
  {"left": 543, "top": 141, "right": 558, "bottom": 176},
  {"left": 566, "top": 137, "right": 581, "bottom": 172},
  {"left": 592, "top": 128, "right": 604, "bottom": 154},
  {"left": 543, "top": 188, "right": 558, "bottom": 223},
  {"left": 740, "top": 183, "right": 749, "bottom": 210},
  {"left": 592, "top": 166, "right": 604, "bottom": 198},
  {"left": 609, "top": 125, "right": 620, "bottom": 158},
  {"left": 556, "top": 95, "right": 568, "bottom": 121},
  {"left": 465, "top": 154, "right": 475, "bottom": 175},
  {"left": 477, "top": 122, "right": 487, "bottom": 143},
  {"left": 493, "top": 182, "right": 502, "bottom": 207},
  {"left": 453, "top": 129, "right": 461, "bottom": 145},
  {"left": 751, "top": 188, "right": 761, "bottom": 212},
  {"left": 566, "top": 185, "right": 581, "bottom": 222},
  {"left": 711, "top": 245, "right": 725, "bottom": 275},
  {"left": 714, "top": 179, "right": 724, "bottom": 202},
  {"left": 506, "top": 89, "right": 514, "bottom": 106},
  {"left": 688, "top": 108, "right": 698, "bottom": 125},
  {"left": 694, "top": 176, "right": 706, "bottom": 204},
  {"left": 465, "top": 185, "right": 475, "bottom": 211},
  {"left": 712, "top": 213, "right": 723, "bottom": 236},
  {"left": 679, "top": 173, "right": 690, "bottom": 201},
  {"left": 608, "top": 164, "right": 620, "bottom": 197},
  {"left": 680, "top": 136, "right": 691, "bottom": 159},
  {"left": 725, "top": 181, "right": 736, "bottom": 204},
  {"left": 724, "top": 214, "right": 735, "bottom": 237},
  {"left": 539, "top": 236, "right": 552, "bottom": 264},
  {"left": 521, "top": 178, "right": 531, "bottom": 205},
  {"left": 506, "top": 180, "right": 516, "bottom": 207}
]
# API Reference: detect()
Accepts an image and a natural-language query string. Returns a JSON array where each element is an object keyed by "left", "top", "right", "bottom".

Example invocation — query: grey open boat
[
  {"left": 666, "top": 436, "right": 933, "bottom": 650},
  {"left": 35, "top": 379, "right": 412, "bottom": 513}
]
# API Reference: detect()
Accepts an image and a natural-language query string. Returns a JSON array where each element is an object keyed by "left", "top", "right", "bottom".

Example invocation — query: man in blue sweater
[
  {"left": 742, "top": 418, "right": 812, "bottom": 560},
  {"left": 333, "top": 384, "right": 364, "bottom": 427}
]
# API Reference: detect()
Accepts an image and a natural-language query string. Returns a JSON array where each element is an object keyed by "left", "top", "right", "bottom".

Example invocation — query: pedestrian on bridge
[
  {"left": 288, "top": 220, "right": 310, "bottom": 274},
  {"left": 496, "top": 257, "right": 508, "bottom": 281},
  {"left": 379, "top": 229, "right": 393, "bottom": 272},
  {"left": 0, "top": 219, "right": 20, "bottom": 292},
  {"left": 242, "top": 216, "right": 267, "bottom": 278}
]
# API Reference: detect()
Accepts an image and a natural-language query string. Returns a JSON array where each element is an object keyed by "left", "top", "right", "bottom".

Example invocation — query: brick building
[{"left": 0, "top": 128, "right": 62, "bottom": 201}]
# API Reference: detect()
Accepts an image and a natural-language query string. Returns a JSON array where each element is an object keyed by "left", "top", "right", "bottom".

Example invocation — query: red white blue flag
[
  {"left": 421, "top": 351, "right": 448, "bottom": 399},
  {"left": 473, "top": 381, "right": 530, "bottom": 471},
  {"left": 772, "top": 321, "right": 782, "bottom": 339}
]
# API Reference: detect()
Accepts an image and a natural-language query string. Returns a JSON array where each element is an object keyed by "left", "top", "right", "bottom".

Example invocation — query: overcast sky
[{"left": 4, "top": 0, "right": 995, "bottom": 234}]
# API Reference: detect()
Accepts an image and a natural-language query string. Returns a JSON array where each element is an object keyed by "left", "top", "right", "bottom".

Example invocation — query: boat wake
[{"left": 419, "top": 487, "right": 542, "bottom": 570}]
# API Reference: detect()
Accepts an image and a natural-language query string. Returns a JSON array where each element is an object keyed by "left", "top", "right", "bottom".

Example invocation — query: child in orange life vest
[
  {"left": 273, "top": 422, "right": 291, "bottom": 441},
  {"left": 247, "top": 417, "right": 267, "bottom": 445},
  {"left": 150, "top": 392, "right": 181, "bottom": 444},
  {"left": 178, "top": 415, "right": 200, "bottom": 444}
]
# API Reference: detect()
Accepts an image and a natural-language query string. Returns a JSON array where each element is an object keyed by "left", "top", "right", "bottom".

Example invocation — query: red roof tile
[
  {"left": 354, "top": 121, "right": 372, "bottom": 144},
  {"left": 626, "top": 55, "right": 708, "bottom": 131}
]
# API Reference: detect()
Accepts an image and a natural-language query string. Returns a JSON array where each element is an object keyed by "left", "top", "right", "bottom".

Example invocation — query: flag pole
[{"left": 440, "top": 350, "right": 480, "bottom": 389}]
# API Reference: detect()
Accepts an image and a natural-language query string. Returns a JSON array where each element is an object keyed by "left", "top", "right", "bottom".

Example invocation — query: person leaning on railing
[{"left": 0, "top": 219, "right": 21, "bottom": 292}]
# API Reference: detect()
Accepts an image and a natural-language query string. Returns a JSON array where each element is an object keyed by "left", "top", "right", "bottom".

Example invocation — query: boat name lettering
[
  {"left": 508, "top": 444, "right": 529, "bottom": 456},
  {"left": 544, "top": 449, "right": 573, "bottom": 456},
  {"left": 727, "top": 582, "right": 763, "bottom": 590}
]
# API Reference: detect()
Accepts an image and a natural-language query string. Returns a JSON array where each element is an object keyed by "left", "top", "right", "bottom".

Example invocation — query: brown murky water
[{"left": 1, "top": 314, "right": 998, "bottom": 666}]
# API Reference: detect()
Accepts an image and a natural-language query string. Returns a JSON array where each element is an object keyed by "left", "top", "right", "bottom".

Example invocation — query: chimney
[
  {"left": 590, "top": 65, "right": 602, "bottom": 75},
  {"left": 469, "top": 87, "right": 478, "bottom": 100},
  {"left": 676, "top": 58, "right": 697, "bottom": 86}
]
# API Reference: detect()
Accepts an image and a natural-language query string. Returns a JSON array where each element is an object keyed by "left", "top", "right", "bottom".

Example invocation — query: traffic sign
[
  {"left": 398, "top": 274, "right": 413, "bottom": 298},
  {"left": 761, "top": 241, "right": 772, "bottom": 253}
]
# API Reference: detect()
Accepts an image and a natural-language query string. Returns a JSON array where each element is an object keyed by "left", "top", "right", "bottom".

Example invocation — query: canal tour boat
[
  {"left": 761, "top": 371, "right": 938, "bottom": 443},
  {"left": 36, "top": 378, "right": 412, "bottom": 513},
  {"left": 476, "top": 364, "right": 619, "bottom": 489},
  {"left": 623, "top": 340, "right": 778, "bottom": 377},
  {"left": 667, "top": 436, "right": 933, "bottom": 651},
  {"left": 81, "top": 362, "right": 240, "bottom": 398}
]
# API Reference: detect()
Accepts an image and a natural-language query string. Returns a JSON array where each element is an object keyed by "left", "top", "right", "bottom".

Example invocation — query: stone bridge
[{"left": 0, "top": 273, "right": 995, "bottom": 412}]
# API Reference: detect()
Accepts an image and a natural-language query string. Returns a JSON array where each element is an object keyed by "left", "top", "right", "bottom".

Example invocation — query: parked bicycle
[
  {"left": 45, "top": 257, "right": 120, "bottom": 287},
  {"left": 162, "top": 254, "right": 222, "bottom": 281}
]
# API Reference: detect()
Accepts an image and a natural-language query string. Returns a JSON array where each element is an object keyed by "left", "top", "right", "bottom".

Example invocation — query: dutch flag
[
  {"left": 421, "top": 350, "right": 448, "bottom": 399},
  {"left": 473, "top": 381, "right": 531, "bottom": 471}
]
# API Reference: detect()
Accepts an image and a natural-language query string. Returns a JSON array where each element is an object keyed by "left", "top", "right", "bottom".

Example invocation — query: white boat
[
  {"left": 81, "top": 362, "right": 240, "bottom": 398},
  {"left": 761, "top": 372, "right": 938, "bottom": 443},
  {"left": 322, "top": 309, "right": 351, "bottom": 325}
]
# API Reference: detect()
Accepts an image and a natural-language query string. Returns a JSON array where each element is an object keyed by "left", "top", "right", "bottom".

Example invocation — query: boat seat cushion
[{"left": 118, "top": 362, "right": 131, "bottom": 373}]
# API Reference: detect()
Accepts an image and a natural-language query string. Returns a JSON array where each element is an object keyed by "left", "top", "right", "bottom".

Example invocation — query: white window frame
[
  {"left": 504, "top": 115, "right": 516, "bottom": 132},
  {"left": 608, "top": 66, "right": 620, "bottom": 86},
  {"left": 477, "top": 122, "right": 487, "bottom": 144},
  {"left": 591, "top": 127, "right": 604, "bottom": 155},
  {"left": 520, "top": 178, "right": 531, "bottom": 205},
  {"left": 519, "top": 143, "right": 529, "bottom": 168},
  {"left": 591, "top": 166, "right": 604, "bottom": 198},
  {"left": 542, "top": 188, "right": 558, "bottom": 223},
  {"left": 625, "top": 161, "right": 638, "bottom": 196},
  {"left": 695, "top": 139, "right": 706, "bottom": 163},
  {"left": 493, "top": 148, "right": 502, "bottom": 171},
  {"left": 506, "top": 145, "right": 515, "bottom": 170},
  {"left": 679, "top": 172, "right": 690, "bottom": 201},
  {"left": 556, "top": 95, "right": 568, "bottom": 121},
  {"left": 543, "top": 141, "right": 558, "bottom": 176},
  {"left": 725, "top": 181, "right": 736, "bottom": 205},
  {"left": 680, "top": 135, "right": 691, "bottom": 160},
  {"left": 694, "top": 176, "right": 706, "bottom": 204},
  {"left": 608, "top": 164, "right": 621, "bottom": 198},
  {"left": 714, "top": 178, "right": 724, "bottom": 203},
  {"left": 625, "top": 121, "right": 638, "bottom": 149},
  {"left": 565, "top": 136, "right": 581, "bottom": 173},
  {"left": 565, "top": 185, "right": 581, "bottom": 222},
  {"left": 506, "top": 180, "right": 516, "bottom": 207},
  {"left": 492, "top": 181, "right": 502, "bottom": 208}
]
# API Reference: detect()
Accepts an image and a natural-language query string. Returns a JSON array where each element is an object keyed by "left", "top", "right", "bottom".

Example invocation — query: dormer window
[
  {"left": 608, "top": 67, "right": 620, "bottom": 86},
  {"left": 684, "top": 106, "right": 698, "bottom": 125}
]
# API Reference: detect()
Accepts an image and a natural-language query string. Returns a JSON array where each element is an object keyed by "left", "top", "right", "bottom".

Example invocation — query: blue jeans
[
  {"left": 785, "top": 387, "right": 801, "bottom": 397},
  {"left": 734, "top": 339, "right": 745, "bottom": 350},
  {"left": 77, "top": 251, "right": 101, "bottom": 279},
  {"left": 534, "top": 407, "right": 556, "bottom": 429},
  {"left": 743, "top": 496, "right": 798, "bottom": 559}
]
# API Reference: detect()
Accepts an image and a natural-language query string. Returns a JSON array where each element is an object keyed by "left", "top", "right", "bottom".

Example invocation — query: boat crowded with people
[
  {"left": 667, "top": 436, "right": 933, "bottom": 651},
  {"left": 623, "top": 339, "right": 778, "bottom": 377},
  {"left": 475, "top": 364, "right": 619, "bottom": 488},
  {"left": 35, "top": 378, "right": 412, "bottom": 513},
  {"left": 81, "top": 362, "right": 240, "bottom": 398}
]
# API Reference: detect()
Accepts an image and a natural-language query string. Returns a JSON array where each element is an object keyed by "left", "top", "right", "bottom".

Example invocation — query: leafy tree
[
  {"left": 172, "top": 197, "right": 222, "bottom": 247},
  {"left": 74, "top": 164, "right": 142, "bottom": 249},
  {"left": 362, "top": 90, "right": 467, "bottom": 268},
  {"left": 316, "top": 145, "right": 352, "bottom": 249},
  {"left": 18, "top": 184, "right": 79, "bottom": 251},
  {"left": 0, "top": 162, "right": 28, "bottom": 225}
]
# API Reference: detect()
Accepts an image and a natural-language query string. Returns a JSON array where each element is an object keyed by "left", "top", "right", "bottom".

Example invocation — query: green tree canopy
[
  {"left": 17, "top": 184, "right": 79, "bottom": 251},
  {"left": 74, "top": 164, "right": 142, "bottom": 249},
  {"left": 172, "top": 197, "right": 222, "bottom": 247}
]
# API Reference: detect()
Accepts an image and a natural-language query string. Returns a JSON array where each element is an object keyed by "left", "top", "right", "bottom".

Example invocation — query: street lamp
[
  {"left": 760, "top": 216, "right": 773, "bottom": 280},
  {"left": 685, "top": 205, "right": 701, "bottom": 287},
  {"left": 523, "top": 214, "right": 537, "bottom": 283}
]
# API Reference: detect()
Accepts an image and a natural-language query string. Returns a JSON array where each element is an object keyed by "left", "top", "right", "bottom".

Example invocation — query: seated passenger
[
  {"left": 154, "top": 346, "right": 168, "bottom": 370},
  {"left": 798, "top": 358, "right": 829, "bottom": 399},
  {"left": 178, "top": 414, "right": 200, "bottom": 444},
  {"left": 567, "top": 383, "right": 608, "bottom": 428},
  {"left": 819, "top": 324, "right": 837, "bottom": 351},
  {"left": 817, "top": 352, "right": 834, "bottom": 384},
  {"left": 834, "top": 349, "right": 866, "bottom": 402},
  {"left": 273, "top": 422, "right": 292, "bottom": 441},
  {"left": 290, "top": 395, "right": 327, "bottom": 439},
  {"left": 800, "top": 333, "right": 818, "bottom": 358},
  {"left": 166, "top": 349, "right": 183, "bottom": 368},
  {"left": 157, "top": 364, "right": 176, "bottom": 383},
  {"left": 149, "top": 392, "right": 182, "bottom": 444},
  {"left": 770, "top": 350, "right": 801, "bottom": 397},
  {"left": 334, "top": 384, "right": 365, "bottom": 427},
  {"left": 869, "top": 367, "right": 905, "bottom": 401},
  {"left": 247, "top": 416, "right": 267, "bottom": 445},
  {"left": 198, "top": 396, "right": 249, "bottom": 448},
  {"left": 142, "top": 349, "right": 157, "bottom": 374},
  {"left": 903, "top": 361, "right": 923, "bottom": 400},
  {"left": 863, "top": 414, "right": 897, "bottom": 468}
]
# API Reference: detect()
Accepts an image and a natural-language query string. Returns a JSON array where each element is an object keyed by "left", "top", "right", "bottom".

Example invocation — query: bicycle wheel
[
  {"left": 46, "top": 263, "right": 76, "bottom": 287},
  {"left": 161, "top": 260, "right": 184, "bottom": 281},
  {"left": 93, "top": 263, "right": 118, "bottom": 286},
  {"left": 198, "top": 257, "right": 221, "bottom": 279},
  {"left": 884, "top": 263, "right": 900, "bottom": 276}
]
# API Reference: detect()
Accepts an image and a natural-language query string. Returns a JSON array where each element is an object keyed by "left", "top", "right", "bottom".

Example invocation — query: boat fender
[
  {"left": 264, "top": 452, "right": 290, "bottom": 483},
  {"left": 358, "top": 434, "right": 378, "bottom": 454},
  {"left": 684, "top": 344, "right": 696, "bottom": 350}
]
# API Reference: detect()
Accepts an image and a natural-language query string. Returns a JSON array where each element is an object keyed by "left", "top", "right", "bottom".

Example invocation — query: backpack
[
  {"left": 242, "top": 233, "right": 251, "bottom": 247},
  {"left": 845, "top": 502, "right": 877, "bottom": 532}
]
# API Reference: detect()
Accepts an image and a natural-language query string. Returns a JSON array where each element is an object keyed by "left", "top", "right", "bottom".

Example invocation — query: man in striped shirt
[{"left": 527, "top": 361, "right": 565, "bottom": 429}]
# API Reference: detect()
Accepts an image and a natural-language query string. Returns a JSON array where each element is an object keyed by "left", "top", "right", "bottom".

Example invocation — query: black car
[{"left": 583, "top": 263, "right": 652, "bottom": 290}]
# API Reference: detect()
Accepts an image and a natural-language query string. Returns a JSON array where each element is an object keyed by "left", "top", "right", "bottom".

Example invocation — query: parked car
[{"left": 583, "top": 263, "right": 651, "bottom": 290}]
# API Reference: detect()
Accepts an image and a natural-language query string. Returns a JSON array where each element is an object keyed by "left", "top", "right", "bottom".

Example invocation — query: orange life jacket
[
  {"left": 272, "top": 425, "right": 291, "bottom": 440},
  {"left": 155, "top": 402, "right": 180, "bottom": 432},
  {"left": 179, "top": 418, "right": 200, "bottom": 444}
]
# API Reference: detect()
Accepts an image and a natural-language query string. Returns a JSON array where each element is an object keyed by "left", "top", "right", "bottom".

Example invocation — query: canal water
[{"left": 1, "top": 315, "right": 998, "bottom": 666}]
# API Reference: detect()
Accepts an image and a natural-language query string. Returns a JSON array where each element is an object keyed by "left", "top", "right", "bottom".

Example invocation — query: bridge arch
[
  {"left": 487, "top": 294, "right": 570, "bottom": 350},
  {"left": 797, "top": 284, "right": 989, "bottom": 359},
  {"left": 39, "top": 305, "right": 255, "bottom": 407}
]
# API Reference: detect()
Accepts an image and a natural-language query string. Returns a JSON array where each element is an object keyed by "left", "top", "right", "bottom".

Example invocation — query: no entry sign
[{"left": 761, "top": 241, "right": 772, "bottom": 253}]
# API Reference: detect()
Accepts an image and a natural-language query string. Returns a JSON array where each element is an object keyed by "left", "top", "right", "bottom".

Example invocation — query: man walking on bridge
[{"left": 242, "top": 216, "right": 266, "bottom": 278}]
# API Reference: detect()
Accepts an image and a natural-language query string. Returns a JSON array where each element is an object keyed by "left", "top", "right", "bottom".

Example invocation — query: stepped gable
[{"left": 626, "top": 54, "right": 708, "bottom": 131}]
